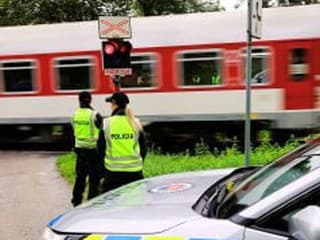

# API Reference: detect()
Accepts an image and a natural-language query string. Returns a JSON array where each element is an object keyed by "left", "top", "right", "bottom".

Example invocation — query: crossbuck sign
[{"left": 98, "top": 16, "right": 131, "bottom": 39}]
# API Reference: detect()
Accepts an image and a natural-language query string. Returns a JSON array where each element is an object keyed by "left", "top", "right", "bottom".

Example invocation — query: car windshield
[
  {"left": 193, "top": 140, "right": 320, "bottom": 219},
  {"left": 215, "top": 144, "right": 320, "bottom": 218}
]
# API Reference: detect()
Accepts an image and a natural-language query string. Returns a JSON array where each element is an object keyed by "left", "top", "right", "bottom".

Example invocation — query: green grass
[
  {"left": 56, "top": 152, "right": 77, "bottom": 185},
  {"left": 56, "top": 140, "right": 300, "bottom": 185}
]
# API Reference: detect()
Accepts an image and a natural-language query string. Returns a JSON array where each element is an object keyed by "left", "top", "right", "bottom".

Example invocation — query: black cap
[
  {"left": 78, "top": 91, "right": 92, "bottom": 103},
  {"left": 105, "top": 92, "right": 129, "bottom": 107}
]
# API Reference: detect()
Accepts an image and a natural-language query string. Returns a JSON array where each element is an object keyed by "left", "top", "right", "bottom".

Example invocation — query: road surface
[{"left": 0, "top": 151, "right": 72, "bottom": 239}]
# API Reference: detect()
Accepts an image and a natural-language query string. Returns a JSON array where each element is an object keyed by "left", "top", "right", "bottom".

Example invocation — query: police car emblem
[{"left": 149, "top": 183, "right": 192, "bottom": 193}]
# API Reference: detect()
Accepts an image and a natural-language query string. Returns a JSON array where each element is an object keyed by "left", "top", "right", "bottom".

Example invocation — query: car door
[
  {"left": 244, "top": 227, "right": 289, "bottom": 240},
  {"left": 243, "top": 184, "right": 320, "bottom": 240}
]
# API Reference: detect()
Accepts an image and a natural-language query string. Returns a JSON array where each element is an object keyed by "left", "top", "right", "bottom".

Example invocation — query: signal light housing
[{"left": 102, "top": 40, "right": 132, "bottom": 69}]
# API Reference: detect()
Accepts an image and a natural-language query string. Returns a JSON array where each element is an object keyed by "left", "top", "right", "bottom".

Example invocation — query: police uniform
[
  {"left": 101, "top": 93, "right": 147, "bottom": 192},
  {"left": 71, "top": 91, "right": 102, "bottom": 206}
]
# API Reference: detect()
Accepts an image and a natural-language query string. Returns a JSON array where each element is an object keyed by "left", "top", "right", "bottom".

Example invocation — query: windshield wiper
[
  {"left": 194, "top": 166, "right": 260, "bottom": 218},
  {"left": 204, "top": 182, "right": 230, "bottom": 217}
]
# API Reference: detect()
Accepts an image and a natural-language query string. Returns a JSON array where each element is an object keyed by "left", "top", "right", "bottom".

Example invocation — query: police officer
[
  {"left": 101, "top": 92, "right": 147, "bottom": 192},
  {"left": 71, "top": 91, "right": 102, "bottom": 206}
]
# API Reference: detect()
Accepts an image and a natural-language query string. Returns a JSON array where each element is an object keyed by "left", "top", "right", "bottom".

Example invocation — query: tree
[
  {"left": 263, "top": 0, "right": 320, "bottom": 7},
  {"left": 0, "top": 0, "right": 108, "bottom": 25},
  {"left": 0, "top": 0, "right": 223, "bottom": 26},
  {"left": 130, "top": 0, "right": 223, "bottom": 16},
  {"left": 234, "top": 0, "right": 320, "bottom": 8}
]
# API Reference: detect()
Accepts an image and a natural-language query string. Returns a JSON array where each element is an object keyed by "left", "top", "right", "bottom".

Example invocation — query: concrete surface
[{"left": 0, "top": 151, "right": 72, "bottom": 240}]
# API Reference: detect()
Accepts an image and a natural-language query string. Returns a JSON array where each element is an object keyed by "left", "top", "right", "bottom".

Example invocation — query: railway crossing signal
[
  {"left": 98, "top": 16, "right": 132, "bottom": 81},
  {"left": 102, "top": 40, "right": 132, "bottom": 69}
]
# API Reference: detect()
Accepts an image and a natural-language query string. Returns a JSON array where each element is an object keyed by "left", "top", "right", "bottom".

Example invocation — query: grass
[{"left": 56, "top": 139, "right": 300, "bottom": 185}]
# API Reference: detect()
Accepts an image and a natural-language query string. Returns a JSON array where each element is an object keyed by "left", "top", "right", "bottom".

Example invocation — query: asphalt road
[{"left": 0, "top": 151, "right": 72, "bottom": 240}]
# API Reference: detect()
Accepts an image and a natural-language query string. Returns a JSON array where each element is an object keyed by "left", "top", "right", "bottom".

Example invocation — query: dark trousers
[
  {"left": 72, "top": 148, "right": 101, "bottom": 206},
  {"left": 102, "top": 169, "right": 143, "bottom": 192}
]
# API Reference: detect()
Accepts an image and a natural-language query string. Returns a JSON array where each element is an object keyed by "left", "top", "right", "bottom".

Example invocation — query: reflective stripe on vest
[
  {"left": 72, "top": 108, "right": 99, "bottom": 148},
  {"left": 104, "top": 116, "right": 142, "bottom": 172}
]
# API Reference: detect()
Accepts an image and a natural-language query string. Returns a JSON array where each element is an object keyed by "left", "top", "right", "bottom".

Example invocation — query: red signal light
[
  {"left": 119, "top": 41, "right": 132, "bottom": 54},
  {"left": 104, "top": 41, "right": 119, "bottom": 55}
]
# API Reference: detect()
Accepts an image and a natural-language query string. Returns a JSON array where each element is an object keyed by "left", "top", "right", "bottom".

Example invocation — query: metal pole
[
  {"left": 245, "top": 0, "right": 253, "bottom": 166},
  {"left": 113, "top": 75, "right": 121, "bottom": 92}
]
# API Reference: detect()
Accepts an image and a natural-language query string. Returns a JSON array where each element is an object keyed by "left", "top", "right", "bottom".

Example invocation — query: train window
[
  {"left": 289, "top": 48, "right": 309, "bottom": 81},
  {"left": 54, "top": 57, "right": 95, "bottom": 90},
  {"left": 0, "top": 60, "right": 36, "bottom": 92},
  {"left": 242, "top": 47, "right": 270, "bottom": 85},
  {"left": 178, "top": 50, "right": 223, "bottom": 86},
  {"left": 121, "top": 54, "right": 156, "bottom": 88}
]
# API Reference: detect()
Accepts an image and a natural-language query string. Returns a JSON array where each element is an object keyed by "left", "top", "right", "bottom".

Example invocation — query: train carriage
[{"left": 0, "top": 5, "right": 320, "bottom": 150}]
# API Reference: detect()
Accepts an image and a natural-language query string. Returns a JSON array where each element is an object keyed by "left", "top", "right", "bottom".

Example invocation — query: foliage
[
  {"left": 57, "top": 139, "right": 299, "bottom": 184},
  {"left": 1, "top": 0, "right": 319, "bottom": 26},
  {"left": 262, "top": 0, "right": 320, "bottom": 7},
  {"left": 234, "top": 0, "right": 319, "bottom": 9},
  {"left": 0, "top": 0, "right": 222, "bottom": 26},
  {"left": 0, "top": 0, "right": 106, "bottom": 25},
  {"left": 131, "top": 0, "right": 223, "bottom": 16},
  {"left": 194, "top": 137, "right": 211, "bottom": 155}
]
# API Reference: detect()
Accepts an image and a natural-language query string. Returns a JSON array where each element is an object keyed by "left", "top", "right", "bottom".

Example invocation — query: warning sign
[
  {"left": 104, "top": 68, "right": 132, "bottom": 76},
  {"left": 98, "top": 16, "right": 131, "bottom": 39}
]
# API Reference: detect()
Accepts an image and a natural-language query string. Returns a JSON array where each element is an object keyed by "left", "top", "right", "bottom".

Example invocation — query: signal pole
[
  {"left": 245, "top": 0, "right": 253, "bottom": 167},
  {"left": 113, "top": 75, "right": 121, "bottom": 92},
  {"left": 245, "top": 0, "right": 262, "bottom": 166}
]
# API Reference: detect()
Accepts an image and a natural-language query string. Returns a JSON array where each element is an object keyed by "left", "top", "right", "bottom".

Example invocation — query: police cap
[{"left": 105, "top": 92, "right": 129, "bottom": 108}]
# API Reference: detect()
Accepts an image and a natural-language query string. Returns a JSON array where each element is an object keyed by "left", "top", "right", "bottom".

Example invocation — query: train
[{"left": 0, "top": 5, "right": 320, "bottom": 151}]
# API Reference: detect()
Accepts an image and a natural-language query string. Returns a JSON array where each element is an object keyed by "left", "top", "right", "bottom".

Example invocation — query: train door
[
  {"left": 313, "top": 40, "right": 320, "bottom": 109},
  {"left": 284, "top": 41, "right": 313, "bottom": 110}
]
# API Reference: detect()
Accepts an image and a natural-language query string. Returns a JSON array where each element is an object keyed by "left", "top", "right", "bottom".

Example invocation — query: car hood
[{"left": 50, "top": 169, "right": 232, "bottom": 234}]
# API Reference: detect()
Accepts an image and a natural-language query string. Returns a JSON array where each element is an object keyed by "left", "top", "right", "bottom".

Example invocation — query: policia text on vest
[{"left": 111, "top": 133, "right": 134, "bottom": 140}]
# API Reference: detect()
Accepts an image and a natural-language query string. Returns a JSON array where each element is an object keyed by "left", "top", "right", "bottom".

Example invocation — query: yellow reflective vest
[
  {"left": 71, "top": 108, "right": 99, "bottom": 149},
  {"left": 103, "top": 115, "right": 142, "bottom": 172}
]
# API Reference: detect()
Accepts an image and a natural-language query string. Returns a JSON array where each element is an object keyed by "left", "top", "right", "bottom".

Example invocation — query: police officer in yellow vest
[
  {"left": 71, "top": 91, "right": 103, "bottom": 206},
  {"left": 101, "top": 92, "right": 147, "bottom": 192}
]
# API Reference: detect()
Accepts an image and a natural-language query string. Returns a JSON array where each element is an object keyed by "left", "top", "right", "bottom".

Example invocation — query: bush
[{"left": 57, "top": 139, "right": 300, "bottom": 184}]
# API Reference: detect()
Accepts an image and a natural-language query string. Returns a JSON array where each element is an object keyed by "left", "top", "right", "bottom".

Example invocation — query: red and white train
[{"left": 0, "top": 5, "right": 320, "bottom": 149}]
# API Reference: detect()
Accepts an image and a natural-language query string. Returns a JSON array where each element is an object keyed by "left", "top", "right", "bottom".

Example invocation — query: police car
[{"left": 42, "top": 138, "right": 320, "bottom": 240}]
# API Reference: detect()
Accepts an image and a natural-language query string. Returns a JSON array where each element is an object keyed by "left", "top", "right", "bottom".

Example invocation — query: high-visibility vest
[
  {"left": 103, "top": 115, "right": 142, "bottom": 172},
  {"left": 71, "top": 108, "right": 99, "bottom": 148}
]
